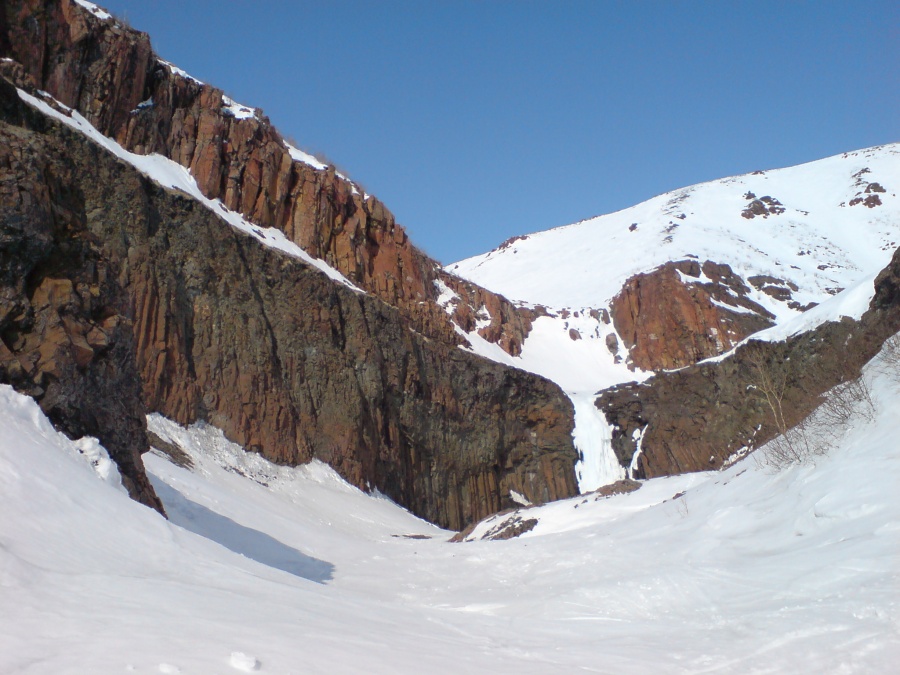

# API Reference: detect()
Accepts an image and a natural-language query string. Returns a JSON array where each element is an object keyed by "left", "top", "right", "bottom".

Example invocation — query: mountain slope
[
  {"left": 0, "top": 0, "right": 579, "bottom": 527},
  {"left": 450, "top": 144, "right": 899, "bottom": 314},
  {"left": 445, "top": 144, "right": 900, "bottom": 488}
]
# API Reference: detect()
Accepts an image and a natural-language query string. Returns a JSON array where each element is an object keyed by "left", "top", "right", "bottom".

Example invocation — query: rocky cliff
[
  {"left": 609, "top": 259, "right": 775, "bottom": 371},
  {"left": 598, "top": 247, "right": 900, "bottom": 478},
  {"left": 0, "top": 77, "right": 162, "bottom": 512},
  {"left": 0, "top": 76, "right": 578, "bottom": 529},
  {"left": 0, "top": 0, "right": 534, "bottom": 357}
]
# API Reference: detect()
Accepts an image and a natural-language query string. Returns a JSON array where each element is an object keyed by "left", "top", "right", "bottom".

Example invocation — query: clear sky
[{"left": 97, "top": 0, "right": 898, "bottom": 264}]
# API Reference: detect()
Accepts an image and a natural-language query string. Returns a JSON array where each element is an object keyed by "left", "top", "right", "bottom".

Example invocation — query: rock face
[
  {"left": 0, "top": 78, "right": 162, "bottom": 512},
  {"left": 0, "top": 79, "right": 578, "bottom": 529},
  {"left": 0, "top": 0, "right": 532, "bottom": 357},
  {"left": 598, "top": 247, "right": 900, "bottom": 478},
  {"left": 609, "top": 259, "right": 774, "bottom": 371}
]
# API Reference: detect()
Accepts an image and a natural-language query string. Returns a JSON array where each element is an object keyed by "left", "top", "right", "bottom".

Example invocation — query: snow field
[
  {"left": 2, "top": 333, "right": 898, "bottom": 672},
  {"left": 450, "top": 144, "right": 900, "bottom": 315}
]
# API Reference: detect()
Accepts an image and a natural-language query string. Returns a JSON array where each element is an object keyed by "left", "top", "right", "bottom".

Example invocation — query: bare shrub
[
  {"left": 747, "top": 343, "right": 876, "bottom": 470},
  {"left": 745, "top": 346, "right": 793, "bottom": 454},
  {"left": 876, "top": 333, "right": 900, "bottom": 384},
  {"left": 758, "top": 416, "right": 820, "bottom": 470},
  {"left": 817, "top": 376, "right": 876, "bottom": 428}
]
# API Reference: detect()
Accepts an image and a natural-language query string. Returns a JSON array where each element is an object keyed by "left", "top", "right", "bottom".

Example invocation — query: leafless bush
[
  {"left": 759, "top": 417, "right": 819, "bottom": 470},
  {"left": 747, "top": 344, "right": 876, "bottom": 471},
  {"left": 875, "top": 333, "right": 900, "bottom": 384},
  {"left": 745, "top": 346, "right": 790, "bottom": 436},
  {"left": 817, "top": 376, "right": 876, "bottom": 428}
]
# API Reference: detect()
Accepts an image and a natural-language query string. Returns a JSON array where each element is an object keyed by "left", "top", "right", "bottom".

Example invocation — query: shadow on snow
[{"left": 149, "top": 475, "right": 334, "bottom": 584}]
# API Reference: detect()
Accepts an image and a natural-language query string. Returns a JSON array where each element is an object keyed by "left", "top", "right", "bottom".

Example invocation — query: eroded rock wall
[
  {"left": 0, "top": 79, "right": 578, "bottom": 529},
  {"left": 609, "top": 260, "right": 774, "bottom": 371},
  {"left": 0, "top": 78, "right": 162, "bottom": 512},
  {"left": 598, "top": 248, "right": 900, "bottom": 478}
]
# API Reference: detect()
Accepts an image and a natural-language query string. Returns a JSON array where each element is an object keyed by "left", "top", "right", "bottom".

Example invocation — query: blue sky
[{"left": 99, "top": 0, "right": 899, "bottom": 264}]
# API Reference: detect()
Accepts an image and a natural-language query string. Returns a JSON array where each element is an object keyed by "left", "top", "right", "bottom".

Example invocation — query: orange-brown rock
[
  {"left": 609, "top": 259, "right": 774, "bottom": 371},
  {"left": 0, "top": 0, "right": 533, "bottom": 356},
  {"left": 438, "top": 270, "right": 538, "bottom": 356}
]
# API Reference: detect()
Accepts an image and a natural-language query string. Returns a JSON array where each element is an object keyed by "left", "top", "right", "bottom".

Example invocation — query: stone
[
  {"left": 609, "top": 260, "right": 774, "bottom": 371},
  {"left": 597, "top": 246, "right": 900, "bottom": 478}
]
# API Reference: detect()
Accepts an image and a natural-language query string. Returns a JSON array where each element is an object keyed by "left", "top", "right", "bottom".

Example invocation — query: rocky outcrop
[
  {"left": 598, "top": 247, "right": 900, "bottom": 478},
  {"left": 609, "top": 259, "right": 774, "bottom": 371},
  {"left": 437, "top": 270, "right": 540, "bottom": 356},
  {"left": 0, "top": 0, "right": 532, "bottom": 357},
  {"left": 0, "top": 79, "right": 578, "bottom": 529},
  {"left": 0, "top": 77, "right": 162, "bottom": 512}
]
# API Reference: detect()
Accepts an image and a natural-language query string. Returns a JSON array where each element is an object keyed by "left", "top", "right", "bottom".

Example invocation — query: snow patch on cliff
[
  {"left": 221, "top": 95, "right": 256, "bottom": 120},
  {"left": 17, "top": 88, "right": 361, "bottom": 293},
  {"left": 73, "top": 0, "right": 112, "bottom": 21}
]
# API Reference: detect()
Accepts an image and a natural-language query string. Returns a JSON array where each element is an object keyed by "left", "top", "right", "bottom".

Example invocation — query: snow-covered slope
[
  {"left": 444, "top": 144, "right": 900, "bottom": 491},
  {"left": 2, "top": 334, "right": 899, "bottom": 673},
  {"left": 450, "top": 144, "right": 900, "bottom": 316}
]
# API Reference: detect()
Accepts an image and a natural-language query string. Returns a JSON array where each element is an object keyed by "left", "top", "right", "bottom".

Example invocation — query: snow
[
  {"left": 221, "top": 95, "right": 256, "bottom": 120},
  {"left": 753, "top": 270, "right": 877, "bottom": 341},
  {"left": 450, "top": 144, "right": 900, "bottom": 316},
  {"left": 73, "top": 436, "right": 126, "bottom": 493},
  {"left": 700, "top": 271, "right": 879, "bottom": 366},
  {"left": 229, "top": 652, "right": 260, "bottom": 672},
  {"left": 16, "top": 88, "right": 361, "bottom": 293},
  {"left": 157, "top": 58, "right": 203, "bottom": 85},
  {"left": 73, "top": 0, "right": 111, "bottom": 21},
  {"left": 2, "top": 337, "right": 899, "bottom": 672},
  {"left": 284, "top": 142, "right": 329, "bottom": 171},
  {"left": 433, "top": 278, "right": 460, "bottom": 309}
]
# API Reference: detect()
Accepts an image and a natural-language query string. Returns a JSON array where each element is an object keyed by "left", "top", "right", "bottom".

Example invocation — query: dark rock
[
  {"left": 484, "top": 515, "right": 538, "bottom": 540},
  {"left": 591, "top": 478, "right": 641, "bottom": 499},
  {"left": 0, "top": 78, "right": 578, "bottom": 530},
  {"left": 147, "top": 431, "right": 193, "bottom": 470}
]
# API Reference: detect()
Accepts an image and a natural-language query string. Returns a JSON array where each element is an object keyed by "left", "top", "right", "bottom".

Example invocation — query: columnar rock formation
[
  {"left": 0, "top": 75, "right": 578, "bottom": 529},
  {"left": 0, "top": 0, "right": 534, "bottom": 355},
  {"left": 0, "top": 78, "right": 162, "bottom": 511}
]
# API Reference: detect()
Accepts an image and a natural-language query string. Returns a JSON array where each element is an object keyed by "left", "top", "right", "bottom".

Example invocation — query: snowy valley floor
[{"left": 2, "top": 354, "right": 899, "bottom": 674}]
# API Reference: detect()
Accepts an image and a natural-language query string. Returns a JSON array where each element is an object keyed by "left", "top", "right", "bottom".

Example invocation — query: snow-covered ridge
[
  {"left": 443, "top": 144, "right": 899, "bottom": 492},
  {"left": 450, "top": 143, "right": 900, "bottom": 315},
  {"left": 73, "top": 0, "right": 111, "bottom": 21},
  {"left": 17, "top": 88, "right": 361, "bottom": 292}
]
